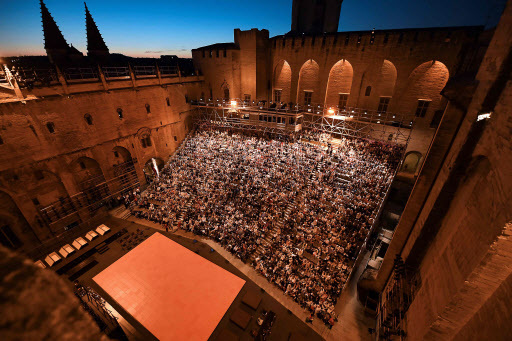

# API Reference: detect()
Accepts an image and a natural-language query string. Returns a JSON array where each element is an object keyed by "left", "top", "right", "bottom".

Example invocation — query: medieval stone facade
[
  {"left": 192, "top": 25, "right": 490, "bottom": 176},
  {"left": 362, "top": 1, "right": 512, "bottom": 338},
  {"left": 0, "top": 75, "right": 204, "bottom": 252},
  {"left": 1, "top": 0, "right": 512, "bottom": 339}
]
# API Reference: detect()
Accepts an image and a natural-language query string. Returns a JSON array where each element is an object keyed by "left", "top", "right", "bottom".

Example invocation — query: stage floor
[{"left": 93, "top": 233, "right": 246, "bottom": 341}]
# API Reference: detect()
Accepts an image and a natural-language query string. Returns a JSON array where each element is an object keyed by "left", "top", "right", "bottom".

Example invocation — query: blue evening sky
[{"left": 0, "top": 0, "right": 506, "bottom": 58}]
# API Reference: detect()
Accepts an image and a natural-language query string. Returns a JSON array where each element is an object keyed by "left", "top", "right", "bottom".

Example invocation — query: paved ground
[
  {"left": 67, "top": 216, "right": 323, "bottom": 341},
  {"left": 121, "top": 212, "right": 376, "bottom": 341}
]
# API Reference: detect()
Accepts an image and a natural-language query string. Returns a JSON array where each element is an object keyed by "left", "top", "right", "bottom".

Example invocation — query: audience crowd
[{"left": 125, "top": 128, "right": 403, "bottom": 325}]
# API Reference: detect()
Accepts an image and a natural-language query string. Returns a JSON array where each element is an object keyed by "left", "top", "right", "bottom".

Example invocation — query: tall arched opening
[
  {"left": 324, "top": 59, "right": 354, "bottom": 108},
  {"left": 0, "top": 191, "right": 33, "bottom": 250},
  {"left": 399, "top": 61, "right": 449, "bottom": 119},
  {"left": 297, "top": 59, "right": 320, "bottom": 106},
  {"left": 31, "top": 169, "right": 75, "bottom": 225},
  {"left": 273, "top": 60, "right": 292, "bottom": 103},
  {"left": 112, "top": 146, "right": 138, "bottom": 191},
  {"left": 143, "top": 157, "right": 164, "bottom": 181},
  {"left": 374, "top": 60, "right": 398, "bottom": 113},
  {"left": 378, "top": 60, "right": 397, "bottom": 97},
  {"left": 70, "top": 156, "right": 110, "bottom": 205},
  {"left": 401, "top": 151, "right": 423, "bottom": 174}
]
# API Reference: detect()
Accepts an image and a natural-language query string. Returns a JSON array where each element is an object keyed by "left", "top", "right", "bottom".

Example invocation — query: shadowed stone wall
[{"left": 368, "top": 2, "right": 512, "bottom": 339}]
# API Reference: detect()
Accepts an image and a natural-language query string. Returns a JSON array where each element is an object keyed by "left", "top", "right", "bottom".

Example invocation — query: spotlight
[
  {"left": 477, "top": 112, "right": 492, "bottom": 121},
  {"left": 230, "top": 100, "right": 237, "bottom": 107},
  {"left": 328, "top": 108, "right": 335, "bottom": 114}
]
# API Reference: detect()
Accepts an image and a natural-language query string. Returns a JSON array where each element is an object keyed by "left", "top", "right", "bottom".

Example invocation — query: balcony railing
[
  {"left": 64, "top": 67, "right": 99, "bottom": 81},
  {"left": 12, "top": 67, "right": 58, "bottom": 87},
  {"left": 159, "top": 65, "right": 179, "bottom": 76},
  {"left": 102, "top": 66, "right": 130, "bottom": 79},
  {"left": 133, "top": 65, "right": 156, "bottom": 77}
]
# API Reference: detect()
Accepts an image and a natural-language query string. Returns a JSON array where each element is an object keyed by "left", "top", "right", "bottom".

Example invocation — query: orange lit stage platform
[{"left": 93, "top": 233, "right": 246, "bottom": 341}]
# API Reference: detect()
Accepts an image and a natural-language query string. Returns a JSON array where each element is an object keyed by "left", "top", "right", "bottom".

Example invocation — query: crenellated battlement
[{"left": 271, "top": 25, "right": 483, "bottom": 48}]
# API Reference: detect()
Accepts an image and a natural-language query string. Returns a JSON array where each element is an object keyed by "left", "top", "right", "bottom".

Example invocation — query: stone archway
[
  {"left": 220, "top": 80, "right": 230, "bottom": 101},
  {"left": 297, "top": 59, "right": 320, "bottom": 105},
  {"left": 30, "top": 169, "right": 74, "bottom": 225},
  {"left": 401, "top": 151, "right": 423, "bottom": 174},
  {"left": 377, "top": 60, "right": 397, "bottom": 98},
  {"left": 325, "top": 59, "right": 354, "bottom": 108},
  {"left": 0, "top": 191, "right": 33, "bottom": 250},
  {"left": 112, "top": 146, "right": 133, "bottom": 164},
  {"left": 273, "top": 60, "right": 292, "bottom": 103},
  {"left": 112, "top": 146, "right": 138, "bottom": 190},
  {"left": 398, "top": 61, "right": 449, "bottom": 119},
  {"left": 69, "top": 156, "right": 110, "bottom": 204},
  {"left": 143, "top": 157, "right": 164, "bottom": 180}
]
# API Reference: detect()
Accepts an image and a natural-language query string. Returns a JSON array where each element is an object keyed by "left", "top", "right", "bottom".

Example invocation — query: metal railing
[
  {"left": 12, "top": 67, "right": 58, "bottom": 86},
  {"left": 159, "top": 65, "right": 179, "bottom": 76},
  {"left": 133, "top": 65, "right": 156, "bottom": 77},
  {"left": 39, "top": 165, "right": 139, "bottom": 225},
  {"left": 102, "top": 66, "right": 130, "bottom": 79},
  {"left": 1, "top": 64, "right": 186, "bottom": 87},
  {"left": 64, "top": 67, "right": 99, "bottom": 81},
  {"left": 26, "top": 211, "right": 107, "bottom": 260},
  {"left": 192, "top": 100, "right": 413, "bottom": 144}
]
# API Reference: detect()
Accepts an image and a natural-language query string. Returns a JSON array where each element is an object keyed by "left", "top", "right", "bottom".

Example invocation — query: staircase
[{"left": 109, "top": 206, "right": 132, "bottom": 220}]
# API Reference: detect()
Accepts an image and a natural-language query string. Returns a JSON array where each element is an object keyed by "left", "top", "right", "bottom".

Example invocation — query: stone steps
[
  {"left": 109, "top": 206, "right": 132, "bottom": 220},
  {"left": 120, "top": 210, "right": 132, "bottom": 220}
]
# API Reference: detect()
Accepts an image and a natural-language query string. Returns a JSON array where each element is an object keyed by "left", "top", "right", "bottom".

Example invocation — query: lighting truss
[
  {"left": 302, "top": 108, "right": 412, "bottom": 145},
  {"left": 192, "top": 100, "right": 413, "bottom": 145},
  {"left": 192, "top": 106, "right": 301, "bottom": 136}
]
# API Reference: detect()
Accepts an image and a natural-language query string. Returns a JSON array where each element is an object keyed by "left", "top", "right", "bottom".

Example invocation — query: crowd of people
[
  {"left": 253, "top": 136, "right": 402, "bottom": 325},
  {"left": 125, "top": 127, "right": 403, "bottom": 325}
]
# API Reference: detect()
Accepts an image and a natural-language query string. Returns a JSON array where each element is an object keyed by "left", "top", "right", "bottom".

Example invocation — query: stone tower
[
  {"left": 291, "top": 0, "right": 343, "bottom": 34},
  {"left": 40, "top": 0, "right": 83, "bottom": 64},
  {"left": 85, "top": 2, "right": 109, "bottom": 62},
  {"left": 40, "top": 0, "right": 70, "bottom": 63}
]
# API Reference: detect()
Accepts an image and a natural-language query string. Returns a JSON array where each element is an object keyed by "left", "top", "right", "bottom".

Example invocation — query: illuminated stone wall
[
  {"left": 193, "top": 26, "right": 487, "bottom": 163},
  {"left": 0, "top": 77, "right": 202, "bottom": 251}
]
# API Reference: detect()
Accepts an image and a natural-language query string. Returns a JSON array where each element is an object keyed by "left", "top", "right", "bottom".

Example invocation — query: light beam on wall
[{"left": 152, "top": 158, "right": 160, "bottom": 178}]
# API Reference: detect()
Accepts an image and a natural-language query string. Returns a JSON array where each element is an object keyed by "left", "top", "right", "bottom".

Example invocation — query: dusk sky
[{"left": 0, "top": 0, "right": 506, "bottom": 58}]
